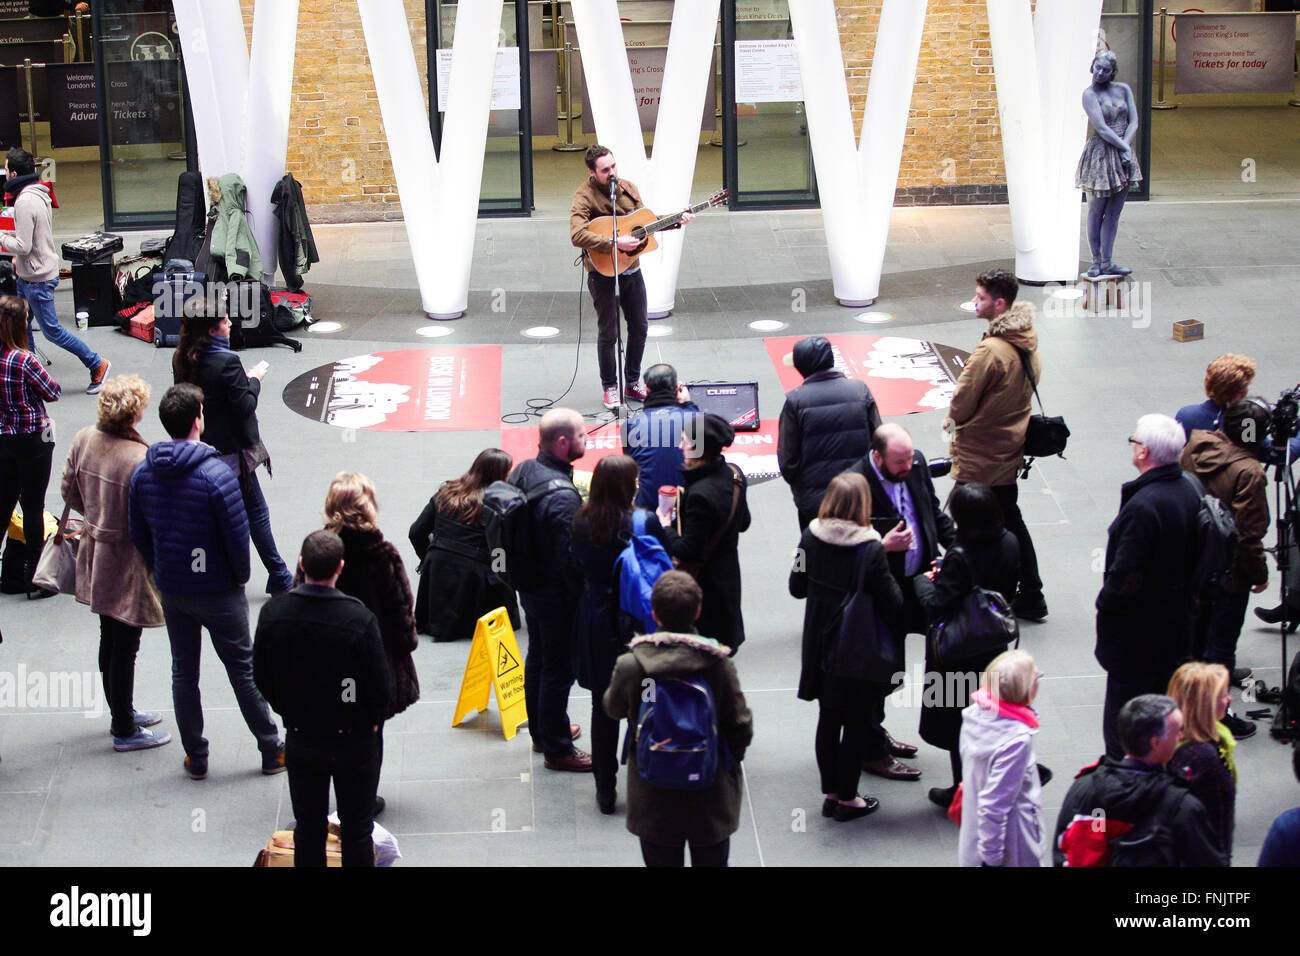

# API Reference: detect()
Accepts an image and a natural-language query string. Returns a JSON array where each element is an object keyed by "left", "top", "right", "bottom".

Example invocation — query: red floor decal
[
  {"left": 282, "top": 346, "right": 502, "bottom": 432},
  {"left": 500, "top": 417, "right": 782, "bottom": 489},
  {"left": 764, "top": 334, "right": 969, "bottom": 415}
]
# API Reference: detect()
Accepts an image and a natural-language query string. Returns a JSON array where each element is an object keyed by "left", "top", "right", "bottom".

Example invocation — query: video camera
[
  {"left": 1264, "top": 385, "right": 1300, "bottom": 467},
  {"left": 0, "top": 259, "right": 15, "bottom": 297}
]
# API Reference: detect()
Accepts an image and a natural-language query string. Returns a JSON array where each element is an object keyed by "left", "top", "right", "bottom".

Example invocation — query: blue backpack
[
  {"left": 633, "top": 675, "right": 726, "bottom": 790},
  {"left": 615, "top": 510, "right": 673, "bottom": 634}
]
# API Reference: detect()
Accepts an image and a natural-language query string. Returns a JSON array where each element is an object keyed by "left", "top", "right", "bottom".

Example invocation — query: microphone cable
[{"left": 499, "top": 253, "right": 618, "bottom": 431}]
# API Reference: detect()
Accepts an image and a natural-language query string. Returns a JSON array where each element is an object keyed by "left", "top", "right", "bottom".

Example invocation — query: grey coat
[{"left": 957, "top": 700, "right": 1043, "bottom": 867}]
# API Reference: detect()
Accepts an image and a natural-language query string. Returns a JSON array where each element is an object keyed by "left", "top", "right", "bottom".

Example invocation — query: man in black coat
[
  {"left": 779, "top": 335, "right": 883, "bottom": 530},
  {"left": 1054, "top": 695, "right": 1226, "bottom": 867},
  {"left": 852, "top": 423, "right": 956, "bottom": 634},
  {"left": 509, "top": 407, "right": 590, "bottom": 771},
  {"left": 849, "top": 422, "right": 953, "bottom": 780},
  {"left": 1096, "top": 414, "right": 1201, "bottom": 760},
  {"left": 253, "top": 530, "right": 391, "bottom": 867}
]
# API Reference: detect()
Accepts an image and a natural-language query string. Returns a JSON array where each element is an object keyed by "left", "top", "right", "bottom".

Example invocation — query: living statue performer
[{"left": 1076, "top": 51, "right": 1141, "bottom": 277}]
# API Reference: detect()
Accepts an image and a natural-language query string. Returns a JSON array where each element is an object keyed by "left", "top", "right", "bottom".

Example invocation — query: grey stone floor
[{"left": 3, "top": 196, "right": 1300, "bottom": 868}]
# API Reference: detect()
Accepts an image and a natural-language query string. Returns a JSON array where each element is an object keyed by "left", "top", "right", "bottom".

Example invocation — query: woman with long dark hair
[
  {"left": 0, "top": 294, "right": 59, "bottom": 598},
  {"left": 61, "top": 375, "right": 169, "bottom": 750},
  {"left": 571, "top": 454, "right": 668, "bottom": 814},
  {"left": 409, "top": 448, "right": 519, "bottom": 640},
  {"left": 915, "top": 482, "right": 1020, "bottom": 809},
  {"left": 789, "top": 472, "right": 903, "bottom": 821},
  {"left": 174, "top": 311, "right": 292, "bottom": 593}
]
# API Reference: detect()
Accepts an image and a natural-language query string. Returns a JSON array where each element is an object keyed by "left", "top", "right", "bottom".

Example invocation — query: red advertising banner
[
  {"left": 282, "top": 346, "right": 502, "bottom": 432},
  {"left": 764, "top": 334, "right": 969, "bottom": 416}
]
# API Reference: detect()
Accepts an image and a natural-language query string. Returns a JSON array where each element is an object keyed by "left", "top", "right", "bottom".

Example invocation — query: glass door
[
  {"left": 428, "top": 0, "right": 533, "bottom": 217},
  {"left": 721, "top": 0, "right": 817, "bottom": 209},
  {"left": 92, "top": 0, "right": 197, "bottom": 229}
]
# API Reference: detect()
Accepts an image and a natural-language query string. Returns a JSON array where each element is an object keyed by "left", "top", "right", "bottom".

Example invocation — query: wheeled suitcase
[{"left": 152, "top": 259, "right": 205, "bottom": 348}]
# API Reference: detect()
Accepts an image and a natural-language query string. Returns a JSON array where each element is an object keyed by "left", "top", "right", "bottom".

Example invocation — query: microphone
[{"left": 609, "top": 174, "right": 619, "bottom": 200}]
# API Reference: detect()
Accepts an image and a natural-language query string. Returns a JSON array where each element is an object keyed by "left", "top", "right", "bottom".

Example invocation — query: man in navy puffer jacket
[{"left": 129, "top": 383, "right": 283, "bottom": 780}]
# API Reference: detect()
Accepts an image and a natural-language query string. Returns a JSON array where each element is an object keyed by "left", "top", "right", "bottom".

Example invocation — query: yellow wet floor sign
[{"left": 451, "top": 607, "right": 528, "bottom": 740}]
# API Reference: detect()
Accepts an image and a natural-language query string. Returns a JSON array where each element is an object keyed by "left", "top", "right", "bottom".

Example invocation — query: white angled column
[
  {"left": 789, "top": 0, "right": 926, "bottom": 306},
  {"left": 173, "top": 0, "right": 249, "bottom": 178},
  {"left": 987, "top": 0, "right": 1103, "bottom": 282},
  {"left": 571, "top": 0, "right": 721, "bottom": 317},
  {"left": 242, "top": 0, "right": 300, "bottom": 279},
  {"left": 358, "top": 0, "right": 502, "bottom": 318}
]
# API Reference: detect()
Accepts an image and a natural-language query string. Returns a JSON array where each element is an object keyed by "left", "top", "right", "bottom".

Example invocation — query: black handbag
[
  {"left": 1013, "top": 346, "right": 1069, "bottom": 462},
  {"left": 820, "top": 547, "right": 899, "bottom": 683},
  {"left": 927, "top": 582, "right": 1019, "bottom": 666}
]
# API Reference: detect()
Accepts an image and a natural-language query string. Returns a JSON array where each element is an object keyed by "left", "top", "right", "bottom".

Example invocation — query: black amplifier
[{"left": 689, "top": 381, "right": 759, "bottom": 431}]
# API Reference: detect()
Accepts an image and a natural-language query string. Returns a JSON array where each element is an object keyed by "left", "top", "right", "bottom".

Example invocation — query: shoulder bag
[
  {"left": 1012, "top": 346, "right": 1069, "bottom": 464},
  {"left": 925, "top": 548, "right": 1019, "bottom": 666},
  {"left": 676, "top": 463, "right": 742, "bottom": 579},
  {"left": 820, "top": 545, "right": 900, "bottom": 683},
  {"left": 32, "top": 504, "right": 79, "bottom": 595}
]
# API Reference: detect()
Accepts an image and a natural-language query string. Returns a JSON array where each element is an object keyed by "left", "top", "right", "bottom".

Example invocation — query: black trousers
[
  {"left": 990, "top": 482, "right": 1042, "bottom": 597},
  {"left": 590, "top": 675, "right": 621, "bottom": 799},
  {"left": 640, "top": 837, "right": 730, "bottom": 867},
  {"left": 0, "top": 430, "right": 53, "bottom": 580},
  {"left": 286, "top": 727, "right": 383, "bottom": 867},
  {"left": 588, "top": 268, "right": 647, "bottom": 389},
  {"left": 521, "top": 595, "right": 576, "bottom": 760},
  {"left": 815, "top": 679, "right": 890, "bottom": 800},
  {"left": 98, "top": 615, "right": 143, "bottom": 738},
  {"left": 1102, "top": 670, "right": 1172, "bottom": 760}
]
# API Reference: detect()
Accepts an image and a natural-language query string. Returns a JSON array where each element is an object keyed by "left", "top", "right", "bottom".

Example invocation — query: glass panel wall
[
  {"left": 723, "top": 0, "right": 816, "bottom": 208},
  {"left": 429, "top": 0, "right": 532, "bottom": 216},
  {"left": 92, "top": 0, "right": 194, "bottom": 227}
]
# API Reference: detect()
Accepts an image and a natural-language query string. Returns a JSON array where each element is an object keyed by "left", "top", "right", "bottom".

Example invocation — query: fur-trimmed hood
[
  {"left": 808, "top": 517, "right": 881, "bottom": 547},
  {"left": 629, "top": 630, "right": 731, "bottom": 676},
  {"left": 985, "top": 300, "right": 1038, "bottom": 351}
]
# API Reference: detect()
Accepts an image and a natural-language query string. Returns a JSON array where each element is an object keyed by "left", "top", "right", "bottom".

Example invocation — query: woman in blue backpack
[{"left": 571, "top": 454, "right": 669, "bottom": 814}]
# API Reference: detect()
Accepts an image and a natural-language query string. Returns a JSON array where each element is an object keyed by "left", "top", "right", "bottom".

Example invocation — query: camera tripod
[{"left": 1264, "top": 449, "right": 1299, "bottom": 742}]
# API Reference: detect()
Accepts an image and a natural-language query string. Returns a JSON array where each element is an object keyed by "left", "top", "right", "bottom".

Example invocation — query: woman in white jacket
[{"left": 958, "top": 649, "right": 1043, "bottom": 866}]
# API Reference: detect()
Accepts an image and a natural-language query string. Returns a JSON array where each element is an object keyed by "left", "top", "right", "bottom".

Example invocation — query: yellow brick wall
[
  {"left": 239, "top": 0, "right": 428, "bottom": 222},
  {"left": 241, "top": 1, "right": 1006, "bottom": 220},
  {"left": 837, "top": 0, "right": 1005, "bottom": 202}
]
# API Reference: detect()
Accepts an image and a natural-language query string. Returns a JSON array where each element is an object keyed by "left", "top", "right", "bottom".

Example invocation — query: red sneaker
[
  {"left": 602, "top": 385, "right": 621, "bottom": 410},
  {"left": 623, "top": 381, "right": 648, "bottom": 401}
]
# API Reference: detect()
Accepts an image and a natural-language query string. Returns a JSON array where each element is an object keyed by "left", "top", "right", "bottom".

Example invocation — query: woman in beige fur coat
[{"left": 61, "top": 375, "right": 169, "bottom": 752}]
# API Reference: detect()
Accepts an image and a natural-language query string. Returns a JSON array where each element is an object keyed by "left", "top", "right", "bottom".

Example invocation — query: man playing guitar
[{"left": 570, "top": 145, "right": 693, "bottom": 411}]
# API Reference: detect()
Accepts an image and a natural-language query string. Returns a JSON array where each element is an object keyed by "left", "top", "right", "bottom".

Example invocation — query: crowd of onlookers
[{"left": 2, "top": 228, "right": 1299, "bottom": 866}]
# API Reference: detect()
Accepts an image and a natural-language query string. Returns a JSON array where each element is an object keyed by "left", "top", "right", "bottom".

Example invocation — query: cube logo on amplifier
[{"left": 691, "top": 381, "right": 759, "bottom": 431}]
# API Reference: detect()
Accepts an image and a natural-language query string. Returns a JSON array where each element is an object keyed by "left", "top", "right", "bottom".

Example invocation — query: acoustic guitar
[{"left": 584, "top": 188, "right": 728, "bottom": 277}]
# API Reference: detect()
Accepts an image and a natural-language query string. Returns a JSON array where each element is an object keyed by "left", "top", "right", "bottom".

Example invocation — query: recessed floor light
[
  {"left": 416, "top": 325, "right": 454, "bottom": 337},
  {"left": 307, "top": 321, "right": 343, "bottom": 333},
  {"left": 522, "top": 325, "right": 560, "bottom": 338},
  {"left": 958, "top": 301, "right": 977, "bottom": 313},
  {"left": 855, "top": 311, "right": 894, "bottom": 324},
  {"left": 647, "top": 325, "right": 673, "bottom": 337},
  {"left": 1048, "top": 286, "right": 1085, "bottom": 301},
  {"left": 749, "top": 319, "right": 787, "bottom": 332}
]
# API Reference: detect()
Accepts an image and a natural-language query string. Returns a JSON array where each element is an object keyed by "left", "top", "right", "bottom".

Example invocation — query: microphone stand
[{"left": 609, "top": 175, "right": 625, "bottom": 426}]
